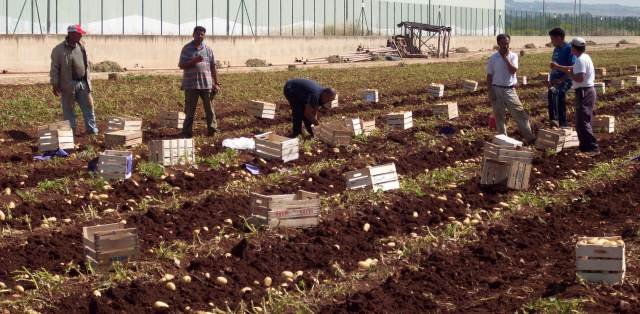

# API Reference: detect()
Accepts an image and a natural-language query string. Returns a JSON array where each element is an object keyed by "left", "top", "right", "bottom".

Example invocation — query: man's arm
[
  {"left": 50, "top": 48, "right": 60, "bottom": 97},
  {"left": 210, "top": 51, "right": 220, "bottom": 92},
  {"left": 502, "top": 53, "right": 518, "bottom": 74},
  {"left": 178, "top": 47, "right": 202, "bottom": 69},
  {"left": 304, "top": 104, "right": 319, "bottom": 125},
  {"left": 551, "top": 63, "right": 586, "bottom": 82}
]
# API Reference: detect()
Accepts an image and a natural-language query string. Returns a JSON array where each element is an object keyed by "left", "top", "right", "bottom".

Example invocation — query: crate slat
[
  {"left": 492, "top": 135, "right": 523, "bottom": 147},
  {"left": 576, "top": 272, "right": 624, "bottom": 285},
  {"left": 37, "top": 120, "right": 72, "bottom": 132},
  {"left": 480, "top": 159, "right": 509, "bottom": 186}
]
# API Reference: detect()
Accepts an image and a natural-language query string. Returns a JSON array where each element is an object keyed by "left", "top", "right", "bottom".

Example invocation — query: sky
[{"left": 517, "top": 0, "right": 640, "bottom": 6}]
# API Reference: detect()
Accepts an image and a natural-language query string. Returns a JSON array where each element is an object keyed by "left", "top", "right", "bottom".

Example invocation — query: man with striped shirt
[{"left": 179, "top": 26, "right": 220, "bottom": 137}]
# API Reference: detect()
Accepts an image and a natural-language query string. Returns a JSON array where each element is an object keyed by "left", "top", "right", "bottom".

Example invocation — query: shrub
[
  {"left": 245, "top": 58, "right": 268, "bottom": 67},
  {"left": 455, "top": 47, "right": 469, "bottom": 53},
  {"left": 327, "top": 55, "right": 343, "bottom": 63},
  {"left": 618, "top": 39, "right": 630, "bottom": 45},
  {"left": 90, "top": 60, "right": 123, "bottom": 72},
  {"left": 524, "top": 43, "right": 536, "bottom": 49},
  {"left": 586, "top": 40, "right": 597, "bottom": 46}
]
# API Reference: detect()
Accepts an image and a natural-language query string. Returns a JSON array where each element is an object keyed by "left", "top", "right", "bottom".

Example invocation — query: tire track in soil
[{"left": 321, "top": 165, "right": 640, "bottom": 314}]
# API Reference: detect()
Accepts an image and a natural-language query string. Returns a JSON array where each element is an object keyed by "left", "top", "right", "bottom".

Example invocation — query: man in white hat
[
  {"left": 551, "top": 37, "right": 599, "bottom": 156},
  {"left": 50, "top": 24, "right": 98, "bottom": 135}
]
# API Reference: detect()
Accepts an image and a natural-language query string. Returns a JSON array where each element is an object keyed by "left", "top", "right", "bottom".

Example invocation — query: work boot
[{"left": 206, "top": 128, "right": 217, "bottom": 137}]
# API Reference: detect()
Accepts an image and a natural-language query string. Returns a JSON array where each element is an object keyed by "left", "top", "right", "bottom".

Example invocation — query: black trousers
[
  {"left": 284, "top": 85, "right": 313, "bottom": 138},
  {"left": 575, "top": 87, "right": 599, "bottom": 152}
]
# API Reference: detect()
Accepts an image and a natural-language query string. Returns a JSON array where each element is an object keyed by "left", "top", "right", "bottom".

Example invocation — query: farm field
[{"left": 0, "top": 46, "right": 639, "bottom": 313}]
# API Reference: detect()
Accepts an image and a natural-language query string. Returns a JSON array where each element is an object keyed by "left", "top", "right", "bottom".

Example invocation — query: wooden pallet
[
  {"left": 345, "top": 163, "right": 399, "bottom": 192},
  {"left": 106, "top": 116, "right": 142, "bottom": 132},
  {"left": 629, "top": 76, "right": 640, "bottom": 86},
  {"left": 148, "top": 138, "right": 196, "bottom": 166},
  {"left": 594, "top": 82, "right": 606, "bottom": 95},
  {"left": 593, "top": 115, "right": 615, "bottom": 134},
  {"left": 37, "top": 120, "right": 72, "bottom": 132},
  {"left": 576, "top": 236, "right": 625, "bottom": 284},
  {"left": 97, "top": 150, "right": 133, "bottom": 180},
  {"left": 519, "top": 76, "right": 528, "bottom": 86},
  {"left": 249, "top": 190, "right": 320, "bottom": 228},
  {"left": 105, "top": 130, "right": 143, "bottom": 148},
  {"left": 427, "top": 83, "right": 444, "bottom": 98},
  {"left": 433, "top": 102, "right": 459, "bottom": 119},
  {"left": 624, "top": 65, "right": 637, "bottom": 74},
  {"left": 314, "top": 122, "right": 353, "bottom": 146},
  {"left": 158, "top": 111, "right": 186, "bottom": 129},
  {"left": 83, "top": 223, "right": 138, "bottom": 270},
  {"left": 247, "top": 100, "right": 276, "bottom": 119},
  {"left": 386, "top": 111, "right": 413, "bottom": 130},
  {"left": 595, "top": 67, "right": 607, "bottom": 78},
  {"left": 254, "top": 132, "right": 299, "bottom": 162},
  {"left": 462, "top": 80, "right": 478, "bottom": 92},
  {"left": 492, "top": 134, "right": 523, "bottom": 148},
  {"left": 363, "top": 89, "right": 379, "bottom": 103},
  {"left": 361, "top": 120, "right": 376, "bottom": 135},
  {"left": 38, "top": 129, "right": 74, "bottom": 152}
]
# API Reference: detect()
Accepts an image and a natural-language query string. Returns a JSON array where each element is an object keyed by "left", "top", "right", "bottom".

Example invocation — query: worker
[
  {"left": 551, "top": 37, "right": 600, "bottom": 156},
  {"left": 486, "top": 33, "right": 536, "bottom": 145},
  {"left": 178, "top": 25, "right": 220, "bottom": 138},
  {"left": 283, "top": 79, "right": 336, "bottom": 138},
  {"left": 547, "top": 27, "right": 575, "bottom": 128},
  {"left": 50, "top": 24, "right": 98, "bottom": 136}
]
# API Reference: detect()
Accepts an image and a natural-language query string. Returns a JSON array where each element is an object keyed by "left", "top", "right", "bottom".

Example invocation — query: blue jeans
[
  {"left": 547, "top": 80, "right": 571, "bottom": 127},
  {"left": 61, "top": 80, "right": 98, "bottom": 134}
]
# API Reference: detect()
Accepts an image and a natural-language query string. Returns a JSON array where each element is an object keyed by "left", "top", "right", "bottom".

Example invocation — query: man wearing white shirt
[
  {"left": 486, "top": 34, "right": 536, "bottom": 145},
  {"left": 551, "top": 37, "right": 599, "bottom": 156}
]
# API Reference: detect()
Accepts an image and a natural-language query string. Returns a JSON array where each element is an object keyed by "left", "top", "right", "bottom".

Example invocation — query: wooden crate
[
  {"left": 345, "top": 163, "right": 399, "bottom": 192},
  {"left": 624, "top": 65, "right": 638, "bottom": 74},
  {"left": 519, "top": 76, "right": 528, "bottom": 86},
  {"left": 592, "top": 115, "right": 615, "bottom": 134},
  {"left": 361, "top": 120, "right": 376, "bottom": 135},
  {"left": 563, "top": 129, "right": 580, "bottom": 149},
  {"left": 535, "top": 129, "right": 572, "bottom": 152},
  {"left": 484, "top": 142, "right": 534, "bottom": 163},
  {"left": 609, "top": 79, "right": 625, "bottom": 90},
  {"left": 507, "top": 160, "right": 532, "bottom": 190},
  {"left": 250, "top": 190, "right": 320, "bottom": 228},
  {"left": 635, "top": 103, "right": 640, "bottom": 115},
  {"left": 536, "top": 72, "right": 550, "bottom": 81},
  {"left": 576, "top": 236, "right": 625, "bottom": 284},
  {"left": 480, "top": 159, "right": 509, "bottom": 186},
  {"left": 97, "top": 150, "right": 133, "bottom": 180},
  {"left": 247, "top": 100, "right": 276, "bottom": 119},
  {"left": 628, "top": 76, "right": 640, "bottom": 86},
  {"left": 254, "top": 132, "right": 299, "bottom": 162},
  {"left": 427, "top": 83, "right": 444, "bottom": 98},
  {"left": 148, "top": 138, "right": 196, "bottom": 166},
  {"left": 83, "top": 223, "right": 138, "bottom": 270},
  {"left": 314, "top": 122, "right": 352, "bottom": 146},
  {"left": 330, "top": 94, "right": 339, "bottom": 108},
  {"left": 343, "top": 118, "right": 363, "bottom": 136},
  {"left": 37, "top": 120, "right": 72, "bottom": 132},
  {"left": 38, "top": 129, "right": 74, "bottom": 152},
  {"left": 106, "top": 116, "right": 142, "bottom": 132},
  {"left": 594, "top": 82, "right": 606, "bottom": 95},
  {"left": 595, "top": 67, "right": 607, "bottom": 77},
  {"left": 105, "top": 130, "right": 143, "bottom": 148},
  {"left": 386, "top": 111, "right": 413, "bottom": 130},
  {"left": 158, "top": 111, "right": 186, "bottom": 129},
  {"left": 363, "top": 89, "right": 379, "bottom": 103},
  {"left": 432, "top": 102, "right": 459, "bottom": 119},
  {"left": 492, "top": 134, "right": 523, "bottom": 148},
  {"left": 462, "top": 80, "right": 478, "bottom": 92}
]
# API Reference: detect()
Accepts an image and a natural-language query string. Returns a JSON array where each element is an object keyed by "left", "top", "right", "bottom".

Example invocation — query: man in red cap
[{"left": 50, "top": 24, "right": 98, "bottom": 135}]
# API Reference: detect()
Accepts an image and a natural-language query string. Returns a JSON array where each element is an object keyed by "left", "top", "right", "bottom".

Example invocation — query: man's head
[
  {"left": 548, "top": 27, "right": 566, "bottom": 47},
  {"left": 570, "top": 37, "right": 586, "bottom": 56},
  {"left": 67, "top": 24, "right": 86, "bottom": 44},
  {"left": 193, "top": 26, "right": 206, "bottom": 44},
  {"left": 319, "top": 88, "right": 337, "bottom": 109},
  {"left": 496, "top": 34, "right": 511, "bottom": 54}
]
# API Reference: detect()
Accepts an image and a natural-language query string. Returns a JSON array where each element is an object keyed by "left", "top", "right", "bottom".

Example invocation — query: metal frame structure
[{"left": 395, "top": 21, "right": 451, "bottom": 58}]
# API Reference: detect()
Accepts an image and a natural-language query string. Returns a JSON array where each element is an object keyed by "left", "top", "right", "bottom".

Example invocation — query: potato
[
  {"left": 363, "top": 223, "right": 371, "bottom": 232},
  {"left": 165, "top": 282, "right": 176, "bottom": 291},
  {"left": 8, "top": 201, "right": 15, "bottom": 209},
  {"left": 0, "top": 210, "right": 5, "bottom": 221},
  {"left": 263, "top": 276, "right": 272, "bottom": 287},
  {"left": 240, "top": 287, "right": 252, "bottom": 293},
  {"left": 15, "top": 285, "right": 25, "bottom": 293},
  {"left": 3, "top": 187, "right": 11, "bottom": 195},
  {"left": 281, "top": 271, "right": 294, "bottom": 279},
  {"left": 182, "top": 275, "right": 192, "bottom": 284},
  {"left": 215, "top": 276, "right": 228, "bottom": 286},
  {"left": 154, "top": 301, "right": 169, "bottom": 309},
  {"left": 93, "top": 290, "right": 101, "bottom": 297}
]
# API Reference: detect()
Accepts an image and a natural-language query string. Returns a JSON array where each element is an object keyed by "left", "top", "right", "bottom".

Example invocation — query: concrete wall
[{"left": 1, "top": 35, "right": 637, "bottom": 73}]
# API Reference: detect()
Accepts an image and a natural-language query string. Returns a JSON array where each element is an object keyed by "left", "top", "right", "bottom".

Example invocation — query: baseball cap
[
  {"left": 570, "top": 37, "right": 586, "bottom": 47},
  {"left": 67, "top": 24, "right": 86, "bottom": 35}
]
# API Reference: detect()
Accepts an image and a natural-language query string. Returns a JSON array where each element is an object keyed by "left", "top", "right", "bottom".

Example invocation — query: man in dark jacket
[
  {"left": 283, "top": 79, "right": 336, "bottom": 138},
  {"left": 547, "top": 27, "right": 576, "bottom": 128}
]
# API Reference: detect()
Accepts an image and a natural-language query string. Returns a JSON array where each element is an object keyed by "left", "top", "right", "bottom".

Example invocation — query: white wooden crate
[
  {"left": 635, "top": 103, "right": 640, "bottom": 115},
  {"left": 624, "top": 65, "right": 637, "bottom": 74},
  {"left": 254, "top": 132, "right": 299, "bottom": 162},
  {"left": 158, "top": 111, "right": 186, "bottom": 129},
  {"left": 83, "top": 223, "right": 138, "bottom": 270},
  {"left": 609, "top": 79, "right": 625, "bottom": 90},
  {"left": 105, "top": 130, "right": 143, "bottom": 148},
  {"left": 595, "top": 67, "right": 607, "bottom": 78},
  {"left": 492, "top": 134, "right": 523, "bottom": 148},
  {"left": 97, "top": 150, "right": 133, "bottom": 180},
  {"left": 345, "top": 163, "right": 399, "bottom": 192},
  {"left": 37, "top": 120, "right": 72, "bottom": 132},
  {"left": 535, "top": 128, "right": 578, "bottom": 152},
  {"left": 148, "top": 138, "right": 195, "bottom": 166},
  {"left": 314, "top": 122, "right": 352, "bottom": 146},
  {"left": 629, "top": 76, "right": 640, "bottom": 86},
  {"left": 427, "top": 83, "right": 444, "bottom": 98},
  {"left": 361, "top": 120, "right": 376, "bottom": 135},
  {"left": 594, "top": 82, "right": 606, "bottom": 95},
  {"left": 247, "top": 100, "right": 276, "bottom": 119},
  {"left": 462, "top": 80, "right": 478, "bottom": 92},
  {"left": 536, "top": 72, "right": 550, "bottom": 82},
  {"left": 38, "top": 129, "right": 74, "bottom": 152},
  {"left": 519, "top": 76, "right": 528, "bottom": 86},
  {"left": 576, "top": 236, "right": 625, "bottom": 284},
  {"left": 250, "top": 190, "right": 320, "bottom": 228},
  {"left": 363, "top": 89, "right": 379, "bottom": 103},
  {"left": 106, "top": 116, "right": 142, "bottom": 132},
  {"left": 330, "top": 94, "right": 339, "bottom": 108},
  {"left": 386, "top": 111, "right": 413, "bottom": 130},
  {"left": 592, "top": 115, "right": 615, "bottom": 134},
  {"left": 432, "top": 102, "right": 459, "bottom": 119}
]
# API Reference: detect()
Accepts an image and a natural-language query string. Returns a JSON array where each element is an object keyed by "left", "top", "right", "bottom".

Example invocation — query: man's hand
[
  {"left": 193, "top": 55, "right": 204, "bottom": 63},
  {"left": 213, "top": 83, "right": 221, "bottom": 93},
  {"left": 550, "top": 62, "right": 559, "bottom": 70},
  {"left": 52, "top": 86, "right": 60, "bottom": 97}
]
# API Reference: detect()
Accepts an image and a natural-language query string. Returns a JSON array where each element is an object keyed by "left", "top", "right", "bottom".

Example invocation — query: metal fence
[
  {"left": 505, "top": 10, "right": 640, "bottom": 36},
  {"left": 1, "top": 0, "right": 505, "bottom": 36}
]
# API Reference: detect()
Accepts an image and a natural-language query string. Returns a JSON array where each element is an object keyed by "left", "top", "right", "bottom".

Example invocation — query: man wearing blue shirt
[
  {"left": 547, "top": 28, "right": 576, "bottom": 128},
  {"left": 283, "top": 78, "right": 336, "bottom": 138}
]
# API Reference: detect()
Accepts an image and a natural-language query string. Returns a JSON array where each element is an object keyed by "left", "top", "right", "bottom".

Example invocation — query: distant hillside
[{"left": 506, "top": 0, "right": 640, "bottom": 16}]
